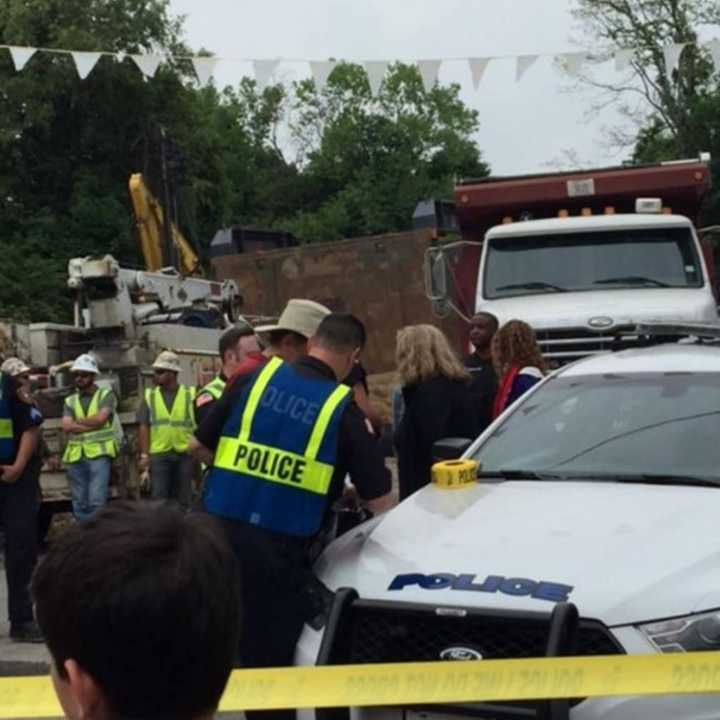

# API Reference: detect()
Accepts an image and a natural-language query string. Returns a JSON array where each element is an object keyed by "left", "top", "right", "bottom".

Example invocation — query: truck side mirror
[
  {"left": 432, "top": 437, "right": 473, "bottom": 462},
  {"left": 424, "top": 247, "right": 449, "bottom": 302}
]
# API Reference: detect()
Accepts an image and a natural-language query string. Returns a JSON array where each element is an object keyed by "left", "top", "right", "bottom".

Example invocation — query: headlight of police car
[{"left": 639, "top": 611, "right": 720, "bottom": 652}]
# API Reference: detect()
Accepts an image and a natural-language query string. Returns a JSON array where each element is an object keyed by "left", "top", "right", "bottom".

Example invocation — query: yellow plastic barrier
[{"left": 3, "top": 653, "right": 720, "bottom": 718}]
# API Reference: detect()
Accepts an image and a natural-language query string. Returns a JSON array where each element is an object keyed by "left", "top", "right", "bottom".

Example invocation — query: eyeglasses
[{"left": 153, "top": 369, "right": 168, "bottom": 376}]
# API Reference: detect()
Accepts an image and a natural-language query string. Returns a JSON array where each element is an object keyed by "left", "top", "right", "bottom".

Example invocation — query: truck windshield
[
  {"left": 472, "top": 372, "right": 720, "bottom": 483},
  {"left": 483, "top": 227, "right": 702, "bottom": 299}
]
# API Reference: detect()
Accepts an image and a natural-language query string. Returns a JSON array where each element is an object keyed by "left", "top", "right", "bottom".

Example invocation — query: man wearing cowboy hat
[
  {"left": 255, "top": 299, "right": 331, "bottom": 364},
  {"left": 137, "top": 351, "right": 197, "bottom": 509}
]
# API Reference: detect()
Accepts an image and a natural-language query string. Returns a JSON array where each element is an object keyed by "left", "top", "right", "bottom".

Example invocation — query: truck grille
[
  {"left": 324, "top": 601, "right": 623, "bottom": 665},
  {"left": 536, "top": 326, "right": 682, "bottom": 364}
]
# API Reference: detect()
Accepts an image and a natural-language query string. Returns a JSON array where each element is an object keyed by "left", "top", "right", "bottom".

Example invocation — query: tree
[
  {"left": 283, "top": 62, "right": 489, "bottom": 242},
  {"left": 571, "top": 0, "right": 720, "bottom": 219}
]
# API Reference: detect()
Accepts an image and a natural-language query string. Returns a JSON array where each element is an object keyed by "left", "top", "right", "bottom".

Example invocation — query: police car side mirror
[{"left": 432, "top": 437, "right": 473, "bottom": 462}]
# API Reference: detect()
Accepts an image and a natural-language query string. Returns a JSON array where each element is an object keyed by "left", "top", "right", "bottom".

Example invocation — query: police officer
[
  {"left": 137, "top": 351, "right": 196, "bottom": 509},
  {"left": 191, "top": 314, "right": 393, "bottom": 720},
  {"left": 195, "top": 323, "right": 261, "bottom": 425},
  {"left": 61, "top": 354, "right": 118, "bottom": 521},
  {"left": 0, "top": 360, "right": 43, "bottom": 642}
]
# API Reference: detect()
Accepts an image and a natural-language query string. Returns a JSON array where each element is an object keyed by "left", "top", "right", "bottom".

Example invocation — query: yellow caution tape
[
  {"left": 3, "top": 652, "right": 720, "bottom": 718},
  {"left": 431, "top": 459, "right": 478, "bottom": 489}
]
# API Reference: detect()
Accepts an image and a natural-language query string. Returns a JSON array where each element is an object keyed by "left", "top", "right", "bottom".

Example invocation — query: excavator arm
[{"left": 128, "top": 173, "right": 202, "bottom": 276}]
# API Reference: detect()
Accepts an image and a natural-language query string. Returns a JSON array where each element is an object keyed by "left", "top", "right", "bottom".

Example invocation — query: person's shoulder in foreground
[{"left": 32, "top": 501, "right": 241, "bottom": 720}]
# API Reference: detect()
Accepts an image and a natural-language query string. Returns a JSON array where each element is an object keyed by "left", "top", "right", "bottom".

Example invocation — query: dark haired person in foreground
[{"left": 32, "top": 501, "right": 241, "bottom": 720}]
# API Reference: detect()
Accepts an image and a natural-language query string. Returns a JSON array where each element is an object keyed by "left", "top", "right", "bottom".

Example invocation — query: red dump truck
[{"left": 424, "top": 154, "right": 720, "bottom": 362}]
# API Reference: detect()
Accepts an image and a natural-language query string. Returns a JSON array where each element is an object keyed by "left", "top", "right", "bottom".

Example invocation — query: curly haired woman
[
  {"left": 491, "top": 319, "right": 547, "bottom": 418},
  {"left": 394, "top": 325, "right": 479, "bottom": 500}
]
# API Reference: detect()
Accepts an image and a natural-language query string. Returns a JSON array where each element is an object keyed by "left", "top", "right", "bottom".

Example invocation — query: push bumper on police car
[{"left": 297, "top": 340, "right": 720, "bottom": 720}]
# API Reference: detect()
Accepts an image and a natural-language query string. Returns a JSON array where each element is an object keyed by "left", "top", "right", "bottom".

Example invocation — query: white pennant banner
[
  {"left": 706, "top": 39, "right": 720, "bottom": 73},
  {"left": 364, "top": 60, "right": 388, "bottom": 97},
  {"left": 8, "top": 46, "right": 37, "bottom": 71},
  {"left": 253, "top": 59, "right": 279, "bottom": 91},
  {"left": 516, "top": 55, "right": 539, "bottom": 82},
  {"left": 131, "top": 54, "right": 163, "bottom": 78},
  {"left": 561, "top": 52, "right": 586, "bottom": 76},
  {"left": 71, "top": 51, "right": 102, "bottom": 80},
  {"left": 614, "top": 48, "right": 634, "bottom": 72},
  {"left": 417, "top": 59, "right": 442, "bottom": 92},
  {"left": 310, "top": 60, "right": 337, "bottom": 92},
  {"left": 468, "top": 58, "right": 491, "bottom": 89},
  {"left": 663, "top": 43, "right": 686, "bottom": 76},
  {"left": 192, "top": 57, "right": 218, "bottom": 86}
]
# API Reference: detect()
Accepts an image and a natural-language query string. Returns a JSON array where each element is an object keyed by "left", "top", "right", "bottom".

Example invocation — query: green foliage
[{"left": 0, "top": 3, "right": 487, "bottom": 321}]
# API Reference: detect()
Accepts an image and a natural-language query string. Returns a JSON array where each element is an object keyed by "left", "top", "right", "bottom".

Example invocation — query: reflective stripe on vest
[
  {"left": 200, "top": 376, "right": 226, "bottom": 401},
  {"left": 0, "top": 374, "right": 15, "bottom": 463},
  {"left": 205, "top": 357, "right": 351, "bottom": 537},
  {"left": 62, "top": 388, "right": 117, "bottom": 463},
  {"left": 145, "top": 385, "right": 197, "bottom": 454}
]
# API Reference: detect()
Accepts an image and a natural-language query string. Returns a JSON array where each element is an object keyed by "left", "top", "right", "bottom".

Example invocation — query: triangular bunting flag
[
  {"left": 516, "top": 55, "right": 539, "bottom": 82},
  {"left": 468, "top": 58, "right": 491, "bottom": 90},
  {"left": 364, "top": 61, "right": 388, "bottom": 97},
  {"left": 417, "top": 59, "right": 442, "bottom": 92},
  {"left": 71, "top": 51, "right": 103, "bottom": 80},
  {"left": 561, "top": 52, "right": 586, "bottom": 76},
  {"left": 310, "top": 60, "right": 337, "bottom": 92},
  {"left": 192, "top": 57, "right": 218, "bottom": 87},
  {"left": 614, "top": 48, "right": 634, "bottom": 72},
  {"left": 8, "top": 46, "right": 36, "bottom": 72},
  {"left": 706, "top": 40, "right": 720, "bottom": 74},
  {"left": 131, "top": 54, "right": 163, "bottom": 78},
  {"left": 663, "top": 43, "right": 686, "bottom": 77},
  {"left": 253, "top": 59, "right": 279, "bottom": 91}
]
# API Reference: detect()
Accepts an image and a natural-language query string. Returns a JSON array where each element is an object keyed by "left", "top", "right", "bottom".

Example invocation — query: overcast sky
[{"left": 169, "top": 0, "right": 633, "bottom": 175}]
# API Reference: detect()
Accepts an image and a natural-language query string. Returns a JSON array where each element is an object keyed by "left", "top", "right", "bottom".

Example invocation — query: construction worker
[
  {"left": 0, "top": 359, "right": 43, "bottom": 642},
  {"left": 137, "top": 350, "right": 196, "bottom": 509},
  {"left": 195, "top": 323, "right": 261, "bottom": 425},
  {"left": 191, "top": 314, "right": 393, "bottom": 720},
  {"left": 255, "top": 298, "right": 331, "bottom": 363},
  {"left": 61, "top": 354, "right": 117, "bottom": 522}
]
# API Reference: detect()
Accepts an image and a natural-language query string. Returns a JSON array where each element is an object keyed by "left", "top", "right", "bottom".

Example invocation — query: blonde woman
[
  {"left": 394, "top": 325, "right": 479, "bottom": 500},
  {"left": 491, "top": 319, "right": 547, "bottom": 418}
]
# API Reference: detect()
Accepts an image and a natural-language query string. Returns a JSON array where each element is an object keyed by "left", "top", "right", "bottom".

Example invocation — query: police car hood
[{"left": 315, "top": 481, "right": 720, "bottom": 627}]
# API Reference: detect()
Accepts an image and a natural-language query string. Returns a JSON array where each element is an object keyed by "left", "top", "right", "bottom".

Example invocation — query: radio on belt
[{"left": 431, "top": 459, "right": 478, "bottom": 489}]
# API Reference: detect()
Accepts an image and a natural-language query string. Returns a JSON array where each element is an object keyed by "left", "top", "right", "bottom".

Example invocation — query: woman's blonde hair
[
  {"left": 492, "top": 319, "right": 547, "bottom": 377},
  {"left": 396, "top": 324, "right": 470, "bottom": 386}
]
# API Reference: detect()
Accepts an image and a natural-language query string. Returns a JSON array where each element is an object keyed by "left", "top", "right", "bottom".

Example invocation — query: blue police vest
[
  {"left": 205, "top": 358, "right": 351, "bottom": 537},
  {"left": 0, "top": 374, "right": 15, "bottom": 463}
]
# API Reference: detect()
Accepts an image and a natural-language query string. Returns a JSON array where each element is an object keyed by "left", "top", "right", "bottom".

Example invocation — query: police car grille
[{"left": 325, "top": 603, "right": 622, "bottom": 665}]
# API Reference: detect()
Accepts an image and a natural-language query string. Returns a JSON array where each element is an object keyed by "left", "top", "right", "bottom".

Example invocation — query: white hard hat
[
  {"left": 152, "top": 350, "right": 182, "bottom": 373},
  {"left": 71, "top": 353, "right": 99, "bottom": 374},
  {"left": 1, "top": 357, "right": 31, "bottom": 377}
]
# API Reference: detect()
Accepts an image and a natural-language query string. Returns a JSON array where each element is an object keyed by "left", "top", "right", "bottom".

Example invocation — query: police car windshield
[{"left": 473, "top": 372, "right": 720, "bottom": 485}]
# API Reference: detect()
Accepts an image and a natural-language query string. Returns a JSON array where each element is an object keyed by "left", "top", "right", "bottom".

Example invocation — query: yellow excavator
[{"left": 128, "top": 173, "right": 203, "bottom": 276}]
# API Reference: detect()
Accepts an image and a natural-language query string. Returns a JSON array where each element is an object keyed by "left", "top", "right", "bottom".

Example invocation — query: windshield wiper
[
  {"left": 602, "top": 473, "right": 720, "bottom": 488},
  {"left": 495, "top": 281, "right": 568, "bottom": 293},
  {"left": 594, "top": 275, "right": 671, "bottom": 288},
  {"left": 477, "top": 469, "right": 565, "bottom": 481}
]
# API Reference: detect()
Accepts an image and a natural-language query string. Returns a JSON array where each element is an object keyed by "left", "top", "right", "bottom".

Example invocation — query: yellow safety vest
[
  {"left": 145, "top": 385, "right": 197, "bottom": 454},
  {"left": 63, "top": 388, "right": 118, "bottom": 463},
  {"left": 199, "top": 375, "right": 226, "bottom": 402}
]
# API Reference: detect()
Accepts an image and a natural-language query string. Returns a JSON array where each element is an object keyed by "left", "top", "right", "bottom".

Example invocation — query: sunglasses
[
  {"left": 153, "top": 369, "right": 169, "bottom": 376},
  {"left": 73, "top": 372, "right": 94, "bottom": 379}
]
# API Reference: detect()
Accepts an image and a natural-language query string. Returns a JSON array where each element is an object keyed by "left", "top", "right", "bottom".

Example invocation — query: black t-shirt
[
  {"left": 3, "top": 374, "right": 43, "bottom": 464},
  {"left": 195, "top": 356, "right": 391, "bottom": 509},
  {"left": 463, "top": 352, "right": 498, "bottom": 432},
  {"left": 344, "top": 362, "right": 369, "bottom": 393}
]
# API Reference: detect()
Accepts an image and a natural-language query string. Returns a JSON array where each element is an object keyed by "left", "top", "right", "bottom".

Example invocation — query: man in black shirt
[
  {"left": 0, "top": 367, "right": 44, "bottom": 642},
  {"left": 464, "top": 312, "right": 499, "bottom": 433},
  {"left": 191, "top": 314, "right": 392, "bottom": 720}
]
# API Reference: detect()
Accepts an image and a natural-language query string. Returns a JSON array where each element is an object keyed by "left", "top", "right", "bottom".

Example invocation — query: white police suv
[{"left": 297, "top": 342, "right": 720, "bottom": 719}]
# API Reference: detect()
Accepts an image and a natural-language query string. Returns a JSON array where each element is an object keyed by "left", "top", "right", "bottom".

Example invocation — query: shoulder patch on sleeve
[{"left": 196, "top": 393, "right": 214, "bottom": 408}]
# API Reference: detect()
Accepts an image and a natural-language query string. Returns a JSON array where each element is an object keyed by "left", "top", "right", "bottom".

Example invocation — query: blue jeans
[{"left": 67, "top": 456, "right": 111, "bottom": 521}]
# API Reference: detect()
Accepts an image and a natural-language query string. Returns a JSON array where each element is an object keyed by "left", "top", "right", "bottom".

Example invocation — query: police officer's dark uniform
[
  {"left": 0, "top": 371, "right": 43, "bottom": 641},
  {"left": 196, "top": 354, "right": 391, "bottom": 700}
]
